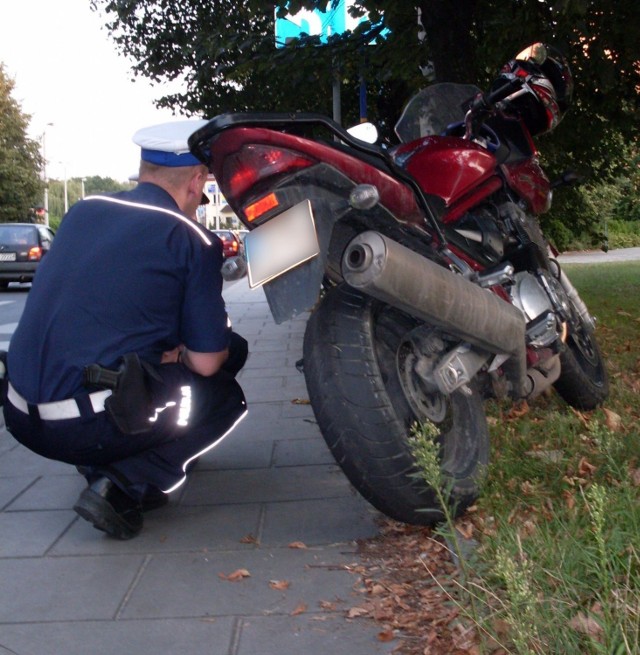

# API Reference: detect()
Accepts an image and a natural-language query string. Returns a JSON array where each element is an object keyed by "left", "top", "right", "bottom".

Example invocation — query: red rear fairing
[{"left": 208, "top": 127, "right": 424, "bottom": 226}]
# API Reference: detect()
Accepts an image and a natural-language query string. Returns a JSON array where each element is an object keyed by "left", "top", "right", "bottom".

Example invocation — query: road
[{"left": 0, "top": 286, "right": 28, "bottom": 350}]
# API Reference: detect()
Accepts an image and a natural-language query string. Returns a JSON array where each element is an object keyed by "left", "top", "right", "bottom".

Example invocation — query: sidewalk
[
  {"left": 557, "top": 245, "right": 640, "bottom": 264},
  {"left": 0, "top": 279, "right": 393, "bottom": 655}
]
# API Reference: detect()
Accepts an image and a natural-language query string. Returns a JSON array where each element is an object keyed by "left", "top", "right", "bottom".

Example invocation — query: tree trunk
[{"left": 418, "top": 0, "right": 479, "bottom": 83}]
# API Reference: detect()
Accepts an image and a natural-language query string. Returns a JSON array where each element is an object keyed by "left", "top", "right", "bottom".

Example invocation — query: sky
[{"left": 0, "top": 0, "right": 186, "bottom": 182}]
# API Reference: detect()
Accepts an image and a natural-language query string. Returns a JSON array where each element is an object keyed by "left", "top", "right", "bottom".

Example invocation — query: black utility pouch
[{"left": 85, "top": 353, "right": 162, "bottom": 435}]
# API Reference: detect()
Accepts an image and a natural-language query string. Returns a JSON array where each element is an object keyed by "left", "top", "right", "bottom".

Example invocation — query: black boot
[{"left": 73, "top": 476, "right": 143, "bottom": 539}]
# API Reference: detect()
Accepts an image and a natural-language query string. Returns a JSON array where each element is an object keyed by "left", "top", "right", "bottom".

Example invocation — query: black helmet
[{"left": 498, "top": 43, "right": 573, "bottom": 135}]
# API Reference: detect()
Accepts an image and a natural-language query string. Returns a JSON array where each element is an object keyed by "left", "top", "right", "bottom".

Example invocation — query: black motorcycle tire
[
  {"left": 302, "top": 284, "right": 489, "bottom": 526},
  {"left": 554, "top": 320, "right": 609, "bottom": 410}
]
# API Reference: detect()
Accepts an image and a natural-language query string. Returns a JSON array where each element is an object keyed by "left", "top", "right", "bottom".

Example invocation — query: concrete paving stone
[
  {"left": 244, "top": 351, "right": 302, "bottom": 371},
  {"left": 0, "top": 554, "right": 144, "bottom": 622},
  {"left": 196, "top": 437, "right": 274, "bottom": 471},
  {"left": 242, "top": 377, "right": 311, "bottom": 406},
  {"left": 283, "top": 375, "right": 310, "bottom": 398},
  {"left": 0, "top": 475, "right": 35, "bottom": 510},
  {"left": 119, "top": 546, "right": 365, "bottom": 620},
  {"left": 280, "top": 399, "right": 316, "bottom": 420},
  {"left": 181, "top": 466, "right": 352, "bottom": 507},
  {"left": 260, "top": 497, "right": 379, "bottom": 547},
  {"left": 228, "top": 400, "right": 282, "bottom": 424},
  {"left": 236, "top": 614, "right": 396, "bottom": 655},
  {"left": 0, "top": 427, "right": 18, "bottom": 457},
  {"left": 6, "top": 472, "right": 85, "bottom": 511},
  {"left": 231, "top": 410, "right": 318, "bottom": 442},
  {"left": 246, "top": 336, "right": 303, "bottom": 353},
  {"left": 0, "top": 617, "right": 236, "bottom": 655},
  {"left": 272, "top": 438, "right": 334, "bottom": 467},
  {"left": 240, "top": 376, "right": 288, "bottom": 404},
  {"left": 51, "top": 503, "right": 263, "bottom": 557},
  {"left": 0, "top": 444, "right": 72, "bottom": 477},
  {"left": 233, "top": 319, "right": 271, "bottom": 336},
  {"left": 238, "top": 364, "right": 301, "bottom": 380},
  {"left": 0, "top": 510, "right": 76, "bottom": 557}
]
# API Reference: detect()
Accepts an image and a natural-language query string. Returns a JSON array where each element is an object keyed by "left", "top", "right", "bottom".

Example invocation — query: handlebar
[{"left": 464, "top": 76, "right": 525, "bottom": 139}]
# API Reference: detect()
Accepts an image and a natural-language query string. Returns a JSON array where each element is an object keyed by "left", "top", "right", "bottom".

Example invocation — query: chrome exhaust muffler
[{"left": 341, "top": 231, "right": 528, "bottom": 397}]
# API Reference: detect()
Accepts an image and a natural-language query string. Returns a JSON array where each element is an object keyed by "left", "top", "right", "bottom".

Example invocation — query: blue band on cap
[{"left": 141, "top": 148, "right": 202, "bottom": 167}]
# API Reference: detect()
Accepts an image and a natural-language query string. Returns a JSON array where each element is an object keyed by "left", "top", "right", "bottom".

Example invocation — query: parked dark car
[
  {"left": 212, "top": 229, "right": 243, "bottom": 259},
  {"left": 0, "top": 223, "right": 55, "bottom": 288}
]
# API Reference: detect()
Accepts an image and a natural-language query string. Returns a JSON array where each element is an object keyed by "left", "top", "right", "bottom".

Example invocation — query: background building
[{"left": 197, "top": 176, "right": 240, "bottom": 229}]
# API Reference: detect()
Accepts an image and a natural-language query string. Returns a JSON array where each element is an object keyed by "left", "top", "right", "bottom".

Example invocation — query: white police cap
[{"left": 132, "top": 119, "right": 209, "bottom": 167}]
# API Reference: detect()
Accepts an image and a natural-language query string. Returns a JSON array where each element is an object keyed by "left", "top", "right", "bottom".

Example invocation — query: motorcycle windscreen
[{"left": 395, "top": 83, "right": 481, "bottom": 142}]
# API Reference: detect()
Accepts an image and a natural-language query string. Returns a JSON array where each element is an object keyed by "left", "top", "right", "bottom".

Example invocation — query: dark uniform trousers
[{"left": 3, "top": 333, "right": 248, "bottom": 499}]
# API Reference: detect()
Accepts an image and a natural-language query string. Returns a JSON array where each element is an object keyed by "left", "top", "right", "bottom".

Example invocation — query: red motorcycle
[{"left": 189, "top": 43, "right": 609, "bottom": 525}]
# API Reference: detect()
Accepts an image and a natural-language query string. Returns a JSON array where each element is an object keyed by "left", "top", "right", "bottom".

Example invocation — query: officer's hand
[{"left": 161, "top": 346, "right": 183, "bottom": 364}]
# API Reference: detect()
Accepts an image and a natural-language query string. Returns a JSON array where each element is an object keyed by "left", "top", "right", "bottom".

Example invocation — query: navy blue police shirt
[{"left": 8, "top": 183, "right": 229, "bottom": 403}]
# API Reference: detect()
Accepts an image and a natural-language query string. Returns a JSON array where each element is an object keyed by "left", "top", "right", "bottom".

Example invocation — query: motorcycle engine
[{"left": 509, "top": 271, "right": 560, "bottom": 348}]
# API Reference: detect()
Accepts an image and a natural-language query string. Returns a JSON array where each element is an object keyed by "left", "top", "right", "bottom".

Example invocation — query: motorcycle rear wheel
[{"left": 303, "top": 284, "right": 489, "bottom": 525}]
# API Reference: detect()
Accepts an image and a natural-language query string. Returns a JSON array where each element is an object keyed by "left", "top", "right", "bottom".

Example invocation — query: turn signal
[
  {"left": 349, "top": 184, "right": 379, "bottom": 210},
  {"left": 245, "top": 193, "right": 279, "bottom": 223}
]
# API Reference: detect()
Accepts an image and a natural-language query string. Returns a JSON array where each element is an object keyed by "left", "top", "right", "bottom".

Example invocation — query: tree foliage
[
  {"left": 47, "top": 176, "right": 135, "bottom": 227},
  {"left": 92, "top": 1, "right": 639, "bottom": 163},
  {"left": 0, "top": 64, "right": 43, "bottom": 223},
  {"left": 91, "top": 0, "right": 640, "bottom": 244}
]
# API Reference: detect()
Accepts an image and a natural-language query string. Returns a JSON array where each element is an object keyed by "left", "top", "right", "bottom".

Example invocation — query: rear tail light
[
  {"left": 28, "top": 246, "right": 42, "bottom": 261},
  {"left": 223, "top": 145, "right": 315, "bottom": 199}
]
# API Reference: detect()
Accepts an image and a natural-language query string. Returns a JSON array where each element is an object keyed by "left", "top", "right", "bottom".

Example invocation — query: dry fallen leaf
[
  {"left": 291, "top": 398, "right": 311, "bottom": 405},
  {"left": 290, "top": 602, "right": 307, "bottom": 616},
  {"left": 347, "top": 606, "right": 369, "bottom": 618},
  {"left": 569, "top": 612, "right": 604, "bottom": 638},
  {"left": 219, "top": 568, "right": 251, "bottom": 582},
  {"left": 570, "top": 407, "right": 591, "bottom": 427},
  {"left": 603, "top": 408, "right": 622, "bottom": 431},
  {"left": 519, "top": 519, "right": 537, "bottom": 537},
  {"left": 630, "top": 467, "right": 640, "bottom": 487},
  {"left": 455, "top": 520, "right": 474, "bottom": 540},
  {"left": 288, "top": 541, "right": 308, "bottom": 549},
  {"left": 269, "top": 579, "right": 291, "bottom": 591},
  {"left": 377, "top": 630, "right": 395, "bottom": 642},
  {"left": 520, "top": 480, "right": 536, "bottom": 495},
  {"left": 578, "top": 457, "right": 597, "bottom": 477},
  {"left": 563, "top": 489, "right": 576, "bottom": 510},
  {"left": 526, "top": 449, "right": 564, "bottom": 463},
  {"left": 507, "top": 400, "right": 529, "bottom": 419},
  {"left": 239, "top": 534, "right": 258, "bottom": 544}
]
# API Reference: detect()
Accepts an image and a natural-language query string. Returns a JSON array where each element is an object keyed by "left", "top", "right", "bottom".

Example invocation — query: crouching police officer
[{"left": 2, "top": 120, "right": 248, "bottom": 540}]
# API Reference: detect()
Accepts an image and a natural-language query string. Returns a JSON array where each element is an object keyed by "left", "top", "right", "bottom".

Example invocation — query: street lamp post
[
  {"left": 41, "top": 123, "right": 53, "bottom": 227},
  {"left": 63, "top": 164, "right": 68, "bottom": 214}
]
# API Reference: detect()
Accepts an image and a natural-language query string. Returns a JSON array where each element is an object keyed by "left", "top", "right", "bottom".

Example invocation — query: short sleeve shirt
[{"left": 8, "top": 183, "right": 229, "bottom": 402}]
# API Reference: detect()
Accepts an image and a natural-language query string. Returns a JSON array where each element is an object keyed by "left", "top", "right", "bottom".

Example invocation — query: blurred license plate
[
  {"left": 0, "top": 253, "right": 16, "bottom": 261},
  {"left": 244, "top": 200, "right": 319, "bottom": 288}
]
